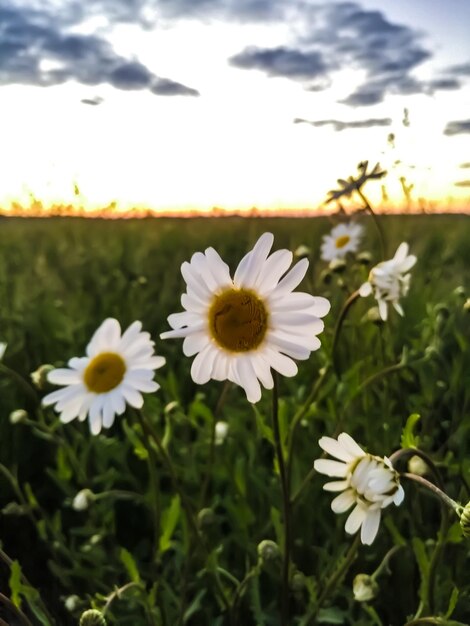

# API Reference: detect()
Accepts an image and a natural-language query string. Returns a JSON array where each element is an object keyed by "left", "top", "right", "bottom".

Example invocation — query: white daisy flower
[
  {"left": 314, "top": 433, "right": 404, "bottom": 545},
  {"left": 160, "top": 232, "right": 330, "bottom": 403},
  {"left": 42, "top": 318, "right": 165, "bottom": 435},
  {"left": 320, "top": 222, "right": 364, "bottom": 262},
  {"left": 359, "top": 242, "right": 417, "bottom": 321}
]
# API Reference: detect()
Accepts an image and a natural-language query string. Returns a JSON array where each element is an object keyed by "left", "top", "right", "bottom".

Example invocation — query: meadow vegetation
[{"left": 0, "top": 211, "right": 469, "bottom": 625}]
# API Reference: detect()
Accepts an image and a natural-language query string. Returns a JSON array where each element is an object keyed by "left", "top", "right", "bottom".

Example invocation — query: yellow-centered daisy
[
  {"left": 320, "top": 222, "right": 364, "bottom": 262},
  {"left": 42, "top": 319, "right": 165, "bottom": 434},
  {"left": 160, "top": 232, "right": 330, "bottom": 403}
]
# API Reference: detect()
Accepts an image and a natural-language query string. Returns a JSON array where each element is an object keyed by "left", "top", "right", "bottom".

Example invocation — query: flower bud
[
  {"left": 362, "top": 306, "right": 384, "bottom": 325},
  {"left": 215, "top": 421, "right": 229, "bottom": 445},
  {"left": 9, "top": 409, "right": 28, "bottom": 425},
  {"left": 79, "top": 609, "right": 107, "bottom": 626},
  {"left": 73, "top": 489, "right": 95, "bottom": 511},
  {"left": 294, "top": 244, "right": 311, "bottom": 260},
  {"left": 464, "top": 298, "right": 470, "bottom": 312},
  {"left": 0, "top": 342, "right": 7, "bottom": 361},
  {"left": 257, "top": 539, "right": 280, "bottom": 563},
  {"left": 197, "top": 507, "right": 217, "bottom": 530},
  {"left": 407, "top": 455, "right": 428, "bottom": 476},
  {"left": 30, "top": 364, "right": 55, "bottom": 390},
  {"left": 459, "top": 502, "right": 470, "bottom": 538},
  {"left": 64, "top": 595, "right": 80, "bottom": 612},
  {"left": 353, "top": 574, "right": 379, "bottom": 602},
  {"left": 356, "top": 251, "right": 372, "bottom": 265},
  {"left": 329, "top": 258, "right": 347, "bottom": 273},
  {"left": 291, "top": 571, "right": 306, "bottom": 593}
]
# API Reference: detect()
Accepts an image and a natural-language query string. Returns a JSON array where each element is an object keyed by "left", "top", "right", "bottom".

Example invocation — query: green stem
[
  {"left": 230, "top": 566, "right": 260, "bottom": 624},
  {"left": 331, "top": 290, "right": 360, "bottom": 378},
  {"left": 309, "top": 534, "right": 361, "bottom": 624},
  {"left": 0, "top": 362, "right": 39, "bottom": 406},
  {"left": 102, "top": 581, "right": 142, "bottom": 615},
  {"left": 370, "top": 545, "right": 402, "bottom": 581},
  {"left": 0, "top": 592, "right": 33, "bottom": 626},
  {"left": 401, "top": 473, "right": 461, "bottom": 514},
  {"left": 271, "top": 373, "right": 291, "bottom": 626},
  {"left": 389, "top": 448, "right": 445, "bottom": 490},
  {"left": 357, "top": 189, "right": 386, "bottom": 259},
  {"left": 0, "top": 549, "right": 55, "bottom": 625}
]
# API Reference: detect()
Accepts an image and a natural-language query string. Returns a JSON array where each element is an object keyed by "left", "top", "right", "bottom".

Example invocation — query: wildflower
[
  {"left": 353, "top": 573, "right": 379, "bottom": 602},
  {"left": 31, "top": 364, "right": 55, "bottom": 390},
  {"left": 320, "top": 222, "right": 364, "bottom": 262},
  {"left": 160, "top": 233, "right": 330, "bottom": 403},
  {"left": 359, "top": 243, "right": 416, "bottom": 321},
  {"left": 215, "top": 420, "right": 229, "bottom": 444},
  {"left": 326, "top": 161, "right": 386, "bottom": 203},
  {"left": 72, "top": 489, "right": 95, "bottom": 511},
  {"left": 42, "top": 319, "right": 165, "bottom": 435},
  {"left": 314, "top": 433, "right": 404, "bottom": 545}
]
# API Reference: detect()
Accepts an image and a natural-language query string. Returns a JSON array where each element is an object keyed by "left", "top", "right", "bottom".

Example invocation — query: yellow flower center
[
  {"left": 84, "top": 352, "right": 126, "bottom": 393},
  {"left": 208, "top": 288, "right": 268, "bottom": 352},
  {"left": 335, "top": 235, "right": 351, "bottom": 249}
]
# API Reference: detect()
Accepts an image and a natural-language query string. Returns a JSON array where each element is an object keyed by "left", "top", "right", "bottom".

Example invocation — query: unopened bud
[
  {"left": 363, "top": 306, "right": 384, "bottom": 325},
  {"left": 357, "top": 251, "right": 372, "bottom": 265},
  {"left": 215, "top": 421, "right": 229, "bottom": 445},
  {"left": 9, "top": 409, "right": 28, "bottom": 424},
  {"left": 73, "top": 489, "right": 95, "bottom": 511},
  {"left": 257, "top": 539, "right": 280, "bottom": 563},
  {"left": 79, "top": 609, "right": 106, "bottom": 626},
  {"left": 64, "top": 595, "right": 80, "bottom": 612},
  {"left": 31, "top": 364, "right": 55, "bottom": 390},
  {"left": 408, "top": 455, "right": 428, "bottom": 476},
  {"left": 294, "top": 245, "right": 311, "bottom": 260},
  {"left": 459, "top": 502, "right": 470, "bottom": 538},
  {"left": 197, "top": 508, "right": 217, "bottom": 530},
  {"left": 353, "top": 574, "right": 379, "bottom": 602},
  {"left": 464, "top": 298, "right": 470, "bottom": 312},
  {"left": 291, "top": 571, "right": 306, "bottom": 592},
  {"left": 329, "top": 258, "right": 347, "bottom": 273}
]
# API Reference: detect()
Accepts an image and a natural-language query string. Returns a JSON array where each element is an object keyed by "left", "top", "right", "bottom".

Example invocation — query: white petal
[
  {"left": 268, "top": 292, "right": 317, "bottom": 311},
  {"left": 42, "top": 387, "right": 75, "bottom": 407},
  {"left": 378, "top": 299, "right": 388, "bottom": 321},
  {"left": 318, "top": 436, "right": 357, "bottom": 462},
  {"left": 359, "top": 282, "right": 372, "bottom": 297},
  {"left": 181, "top": 261, "right": 212, "bottom": 300},
  {"left": 212, "top": 350, "right": 230, "bottom": 381},
  {"left": 234, "top": 233, "right": 274, "bottom": 288},
  {"left": 190, "top": 344, "right": 217, "bottom": 384},
  {"left": 181, "top": 292, "right": 206, "bottom": 313},
  {"left": 167, "top": 311, "right": 200, "bottom": 330},
  {"left": 160, "top": 322, "right": 206, "bottom": 340},
  {"left": 345, "top": 504, "right": 367, "bottom": 535},
  {"left": 331, "top": 489, "right": 355, "bottom": 513},
  {"left": 48, "top": 368, "right": 82, "bottom": 385},
  {"left": 251, "top": 354, "right": 274, "bottom": 390},
  {"left": 267, "top": 334, "right": 311, "bottom": 360},
  {"left": 394, "top": 242, "right": 409, "bottom": 262},
  {"left": 270, "top": 258, "right": 309, "bottom": 298},
  {"left": 255, "top": 249, "right": 293, "bottom": 294},
  {"left": 337, "top": 433, "right": 366, "bottom": 458},
  {"left": 261, "top": 347, "right": 298, "bottom": 377},
  {"left": 183, "top": 332, "right": 209, "bottom": 357},
  {"left": 87, "top": 318, "right": 121, "bottom": 356},
  {"left": 109, "top": 389, "right": 126, "bottom": 415},
  {"left": 118, "top": 321, "right": 143, "bottom": 352},
  {"left": 120, "top": 383, "right": 144, "bottom": 408},
  {"left": 88, "top": 396, "right": 104, "bottom": 435},
  {"left": 190, "top": 251, "right": 219, "bottom": 291},
  {"left": 204, "top": 247, "right": 233, "bottom": 288},
  {"left": 306, "top": 296, "right": 331, "bottom": 318},
  {"left": 393, "top": 485, "right": 405, "bottom": 506},
  {"left": 314, "top": 459, "right": 348, "bottom": 478},
  {"left": 393, "top": 301, "right": 404, "bottom": 316},
  {"left": 323, "top": 480, "right": 350, "bottom": 492},
  {"left": 235, "top": 356, "right": 262, "bottom": 403},
  {"left": 360, "top": 508, "right": 381, "bottom": 545},
  {"left": 101, "top": 398, "right": 117, "bottom": 429}
]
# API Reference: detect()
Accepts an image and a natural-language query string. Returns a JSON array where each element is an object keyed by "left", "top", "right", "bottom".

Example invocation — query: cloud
[
  {"left": 230, "top": 46, "right": 328, "bottom": 81},
  {"left": 0, "top": 3, "right": 199, "bottom": 95},
  {"left": 81, "top": 96, "right": 104, "bottom": 105},
  {"left": 444, "top": 120, "right": 470, "bottom": 136},
  {"left": 454, "top": 180, "right": 470, "bottom": 187},
  {"left": 151, "top": 77, "right": 200, "bottom": 96},
  {"left": 448, "top": 62, "right": 470, "bottom": 77},
  {"left": 293, "top": 117, "right": 392, "bottom": 131}
]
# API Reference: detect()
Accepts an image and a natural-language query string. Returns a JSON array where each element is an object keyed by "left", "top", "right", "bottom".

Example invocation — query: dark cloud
[
  {"left": 454, "top": 180, "right": 470, "bottom": 187},
  {"left": 448, "top": 62, "right": 470, "bottom": 77},
  {"left": 444, "top": 120, "right": 470, "bottom": 136},
  {"left": 81, "top": 96, "right": 104, "bottom": 105},
  {"left": 151, "top": 77, "right": 200, "bottom": 96},
  {"left": 293, "top": 117, "right": 392, "bottom": 131},
  {"left": 0, "top": 3, "right": 199, "bottom": 95},
  {"left": 230, "top": 46, "right": 327, "bottom": 81},
  {"left": 156, "top": 0, "right": 285, "bottom": 22}
]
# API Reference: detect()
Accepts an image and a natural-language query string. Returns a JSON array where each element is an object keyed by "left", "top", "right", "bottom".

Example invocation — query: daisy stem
[
  {"left": 136, "top": 411, "right": 231, "bottom": 612},
  {"left": 271, "top": 373, "right": 291, "bottom": 626},
  {"left": 331, "top": 290, "right": 361, "bottom": 378},
  {"left": 0, "top": 362, "right": 39, "bottom": 407},
  {"left": 401, "top": 473, "right": 462, "bottom": 516},
  {"left": 389, "top": 448, "right": 445, "bottom": 491},
  {"left": 310, "top": 534, "right": 361, "bottom": 623},
  {"left": 357, "top": 188, "right": 386, "bottom": 259}
]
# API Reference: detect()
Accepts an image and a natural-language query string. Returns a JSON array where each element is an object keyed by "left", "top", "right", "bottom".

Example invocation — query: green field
[{"left": 0, "top": 214, "right": 469, "bottom": 625}]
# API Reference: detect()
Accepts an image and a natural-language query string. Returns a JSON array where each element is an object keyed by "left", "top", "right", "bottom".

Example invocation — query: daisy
[
  {"left": 359, "top": 242, "right": 417, "bottom": 321},
  {"left": 314, "top": 433, "right": 404, "bottom": 545},
  {"left": 160, "top": 233, "right": 330, "bottom": 403},
  {"left": 320, "top": 222, "right": 364, "bottom": 261},
  {"left": 42, "top": 318, "right": 165, "bottom": 435}
]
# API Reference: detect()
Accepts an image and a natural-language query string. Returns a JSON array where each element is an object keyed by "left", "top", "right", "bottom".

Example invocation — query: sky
[{"left": 0, "top": 0, "right": 470, "bottom": 216}]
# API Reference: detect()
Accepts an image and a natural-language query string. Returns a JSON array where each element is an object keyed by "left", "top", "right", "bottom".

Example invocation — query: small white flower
[
  {"left": 320, "top": 222, "right": 364, "bottom": 262},
  {"left": 42, "top": 318, "right": 165, "bottom": 435},
  {"left": 359, "top": 242, "right": 416, "bottom": 321},
  {"left": 160, "top": 233, "right": 330, "bottom": 403},
  {"left": 314, "top": 432, "right": 404, "bottom": 545}
]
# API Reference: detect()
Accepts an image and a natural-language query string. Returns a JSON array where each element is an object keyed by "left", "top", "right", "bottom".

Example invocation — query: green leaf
[
  {"left": 56, "top": 445, "right": 72, "bottom": 480},
  {"left": 122, "top": 420, "right": 148, "bottom": 460},
  {"left": 183, "top": 589, "right": 207, "bottom": 623},
  {"left": 400, "top": 413, "right": 421, "bottom": 449},
  {"left": 159, "top": 495, "right": 181, "bottom": 553},
  {"left": 119, "top": 547, "right": 141, "bottom": 583},
  {"left": 444, "top": 586, "right": 459, "bottom": 619},
  {"left": 9, "top": 560, "right": 23, "bottom": 608},
  {"left": 411, "top": 537, "right": 429, "bottom": 605}
]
